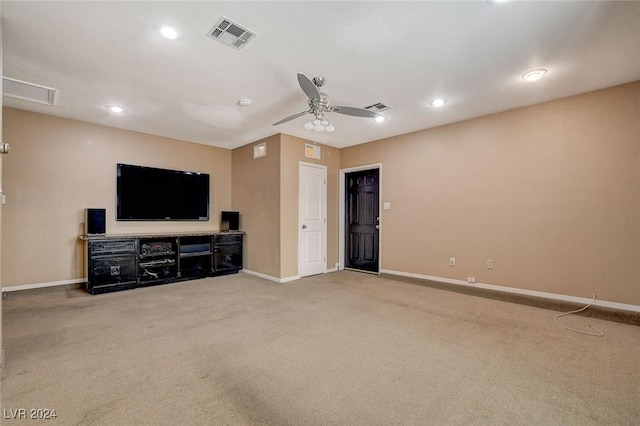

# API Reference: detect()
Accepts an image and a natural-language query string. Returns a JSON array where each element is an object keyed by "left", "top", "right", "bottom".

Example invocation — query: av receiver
[
  {"left": 89, "top": 240, "right": 136, "bottom": 256},
  {"left": 140, "top": 241, "right": 173, "bottom": 255}
]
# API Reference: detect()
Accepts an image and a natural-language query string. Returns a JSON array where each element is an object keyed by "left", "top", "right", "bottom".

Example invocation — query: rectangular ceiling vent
[
  {"left": 205, "top": 16, "right": 257, "bottom": 50},
  {"left": 3, "top": 77, "right": 56, "bottom": 106},
  {"left": 365, "top": 102, "right": 391, "bottom": 112}
]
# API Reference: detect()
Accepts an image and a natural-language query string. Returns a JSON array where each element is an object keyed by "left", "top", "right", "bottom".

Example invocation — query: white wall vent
[
  {"left": 365, "top": 102, "right": 391, "bottom": 112},
  {"left": 305, "top": 143, "right": 321, "bottom": 160},
  {"left": 3, "top": 77, "right": 56, "bottom": 106},
  {"left": 254, "top": 142, "right": 266, "bottom": 159},
  {"left": 206, "top": 16, "right": 257, "bottom": 50}
]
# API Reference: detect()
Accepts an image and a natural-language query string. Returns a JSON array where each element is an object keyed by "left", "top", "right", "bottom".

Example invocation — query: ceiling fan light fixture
[
  {"left": 276, "top": 73, "right": 378, "bottom": 131},
  {"left": 304, "top": 117, "right": 334, "bottom": 133}
]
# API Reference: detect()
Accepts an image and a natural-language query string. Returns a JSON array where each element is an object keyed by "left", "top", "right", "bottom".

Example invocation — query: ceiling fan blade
[
  {"left": 331, "top": 106, "right": 381, "bottom": 118},
  {"left": 273, "top": 110, "right": 310, "bottom": 126},
  {"left": 297, "top": 73, "right": 320, "bottom": 99}
]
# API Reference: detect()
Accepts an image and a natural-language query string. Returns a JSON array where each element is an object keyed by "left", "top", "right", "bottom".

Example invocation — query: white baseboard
[
  {"left": 2, "top": 278, "right": 86, "bottom": 293},
  {"left": 380, "top": 269, "right": 640, "bottom": 313},
  {"left": 1, "top": 268, "right": 336, "bottom": 292},
  {"left": 242, "top": 269, "right": 339, "bottom": 282},
  {"left": 241, "top": 269, "right": 300, "bottom": 283}
]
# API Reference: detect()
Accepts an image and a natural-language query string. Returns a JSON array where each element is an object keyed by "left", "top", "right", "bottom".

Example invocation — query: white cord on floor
[{"left": 554, "top": 294, "right": 604, "bottom": 337}]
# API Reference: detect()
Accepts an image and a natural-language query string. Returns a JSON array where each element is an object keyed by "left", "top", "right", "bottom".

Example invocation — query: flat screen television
[{"left": 117, "top": 163, "right": 210, "bottom": 221}]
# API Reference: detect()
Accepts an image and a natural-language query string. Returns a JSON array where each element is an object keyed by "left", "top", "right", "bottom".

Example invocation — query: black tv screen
[{"left": 117, "top": 163, "right": 210, "bottom": 221}]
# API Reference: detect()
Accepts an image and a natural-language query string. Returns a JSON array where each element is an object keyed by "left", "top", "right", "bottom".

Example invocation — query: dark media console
[{"left": 83, "top": 232, "right": 243, "bottom": 295}]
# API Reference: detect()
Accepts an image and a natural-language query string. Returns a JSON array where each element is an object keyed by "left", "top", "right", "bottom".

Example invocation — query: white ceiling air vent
[
  {"left": 3, "top": 77, "right": 56, "bottom": 106},
  {"left": 365, "top": 102, "right": 391, "bottom": 112},
  {"left": 205, "top": 16, "right": 257, "bottom": 50}
]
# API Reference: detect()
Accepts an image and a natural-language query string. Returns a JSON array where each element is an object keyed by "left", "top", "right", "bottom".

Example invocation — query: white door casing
[{"left": 299, "top": 162, "right": 327, "bottom": 277}]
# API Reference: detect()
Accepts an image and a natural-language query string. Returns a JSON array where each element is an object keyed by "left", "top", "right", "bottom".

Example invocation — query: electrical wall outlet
[
  {"left": 486, "top": 259, "right": 494, "bottom": 269},
  {"left": 449, "top": 257, "right": 456, "bottom": 266},
  {"left": 467, "top": 276, "right": 476, "bottom": 283}
]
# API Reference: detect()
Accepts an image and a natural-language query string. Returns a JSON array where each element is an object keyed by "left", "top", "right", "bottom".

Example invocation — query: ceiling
[{"left": 3, "top": 1, "right": 640, "bottom": 149}]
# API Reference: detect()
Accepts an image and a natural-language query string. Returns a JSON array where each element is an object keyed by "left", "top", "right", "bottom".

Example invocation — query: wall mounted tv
[{"left": 117, "top": 163, "right": 210, "bottom": 221}]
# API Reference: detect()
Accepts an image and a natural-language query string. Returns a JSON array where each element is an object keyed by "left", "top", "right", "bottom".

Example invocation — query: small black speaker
[
  {"left": 86, "top": 208, "right": 106, "bottom": 235},
  {"left": 221, "top": 211, "right": 240, "bottom": 232}
]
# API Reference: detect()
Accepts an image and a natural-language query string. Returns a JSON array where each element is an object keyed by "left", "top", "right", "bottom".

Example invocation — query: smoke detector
[{"left": 206, "top": 16, "right": 257, "bottom": 50}]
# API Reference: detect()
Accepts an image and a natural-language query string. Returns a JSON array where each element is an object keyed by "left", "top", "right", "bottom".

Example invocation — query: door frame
[
  {"left": 339, "top": 163, "right": 382, "bottom": 273},
  {"left": 298, "top": 161, "right": 328, "bottom": 277}
]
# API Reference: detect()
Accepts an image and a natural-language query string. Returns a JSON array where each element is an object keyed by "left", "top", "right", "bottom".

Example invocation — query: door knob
[{"left": 302, "top": 224, "right": 307, "bottom": 229}]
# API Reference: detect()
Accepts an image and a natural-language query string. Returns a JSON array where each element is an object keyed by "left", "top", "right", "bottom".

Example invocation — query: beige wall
[
  {"left": 232, "top": 134, "right": 281, "bottom": 278},
  {"left": 341, "top": 81, "right": 640, "bottom": 305},
  {"left": 2, "top": 81, "right": 638, "bottom": 306},
  {"left": 280, "top": 135, "right": 340, "bottom": 278},
  {"left": 232, "top": 134, "right": 340, "bottom": 280},
  {"left": 2, "top": 108, "right": 231, "bottom": 287}
]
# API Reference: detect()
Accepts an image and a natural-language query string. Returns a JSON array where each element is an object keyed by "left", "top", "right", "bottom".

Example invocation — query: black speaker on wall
[{"left": 86, "top": 208, "right": 106, "bottom": 235}]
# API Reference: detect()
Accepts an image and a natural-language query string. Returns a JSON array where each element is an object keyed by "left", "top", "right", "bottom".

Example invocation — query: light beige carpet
[{"left": 2, "top": 271, "right": 639, "bottom": 425}]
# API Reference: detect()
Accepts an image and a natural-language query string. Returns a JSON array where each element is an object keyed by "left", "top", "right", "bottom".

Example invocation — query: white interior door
[{"left": 299, "top": 163, "right": 327, "bottom": 277}]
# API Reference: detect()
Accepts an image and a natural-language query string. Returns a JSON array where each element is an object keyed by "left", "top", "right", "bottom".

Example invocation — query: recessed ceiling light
[
  {"left": 375, "top": 115, "right": 385, "bottom": 123},
  {"left": 237, "top": 98, "right": 253, "bottom": 106},
  {"left": 522, "top": 69, "right": 548, "bottom": 82},
  {"left": 108, "top": 105, "right": 125, "bottom": 113},
  {"left": 429, "top": 98, "right": 448, "bottom": 107},
  {"left": 160, "top": 26, "right": 179, "bottom": 40}
]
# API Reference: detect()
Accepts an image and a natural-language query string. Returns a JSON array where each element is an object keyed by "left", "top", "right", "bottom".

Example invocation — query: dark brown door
[{"left": 345, "top": 169, "right": 379, "bottom": 272}]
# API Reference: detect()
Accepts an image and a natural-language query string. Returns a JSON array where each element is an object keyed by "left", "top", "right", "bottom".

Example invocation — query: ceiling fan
[{"left": 273, "top": 73, "right": 383, "bottom": 132}]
